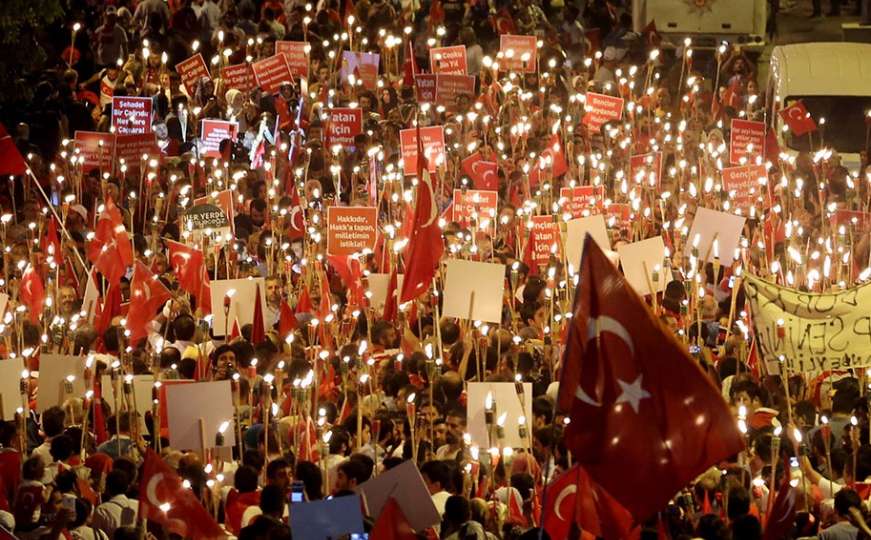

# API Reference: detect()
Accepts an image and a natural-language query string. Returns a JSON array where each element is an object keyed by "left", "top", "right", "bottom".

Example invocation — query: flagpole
[{"left": 26, "top": 169, "right": 89, "bottom": 273}]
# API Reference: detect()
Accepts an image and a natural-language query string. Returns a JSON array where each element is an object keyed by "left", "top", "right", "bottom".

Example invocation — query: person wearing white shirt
[
  {"left": 421, "top": 460, "right": 452, "bottom": 516},
  {"left": 92, "top": 470, "right": 138, "bottom": 538}
]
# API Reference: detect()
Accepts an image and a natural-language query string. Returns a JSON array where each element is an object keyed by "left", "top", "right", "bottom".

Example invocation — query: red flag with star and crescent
[
  {"left": 557, "top": 234, "right": 744, "bottom": 522},
  {"left": 139, "top": 449, "right": 224, "bottom": 539},
  {"left": 778, "top": 100, "right": 817, "bottom": 136},
  {"left": 127, "top": 261, "right": 172, "bottom": 344},
  {"left": 528, "top": 133, "right": 568, "bottom": 189},
  {"left": 19, "top": 264, "right": 45, "bottom": 324},
  {"left": 166, "top": 239, "right": 211, "bottom": 312},
  {"left": 87, "top": 198, "right": 133, "bottom": 286}
]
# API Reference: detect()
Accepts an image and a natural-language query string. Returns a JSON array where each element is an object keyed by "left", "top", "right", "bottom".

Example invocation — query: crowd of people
[{"left": 2, "top": 0, "right": 871, "bottom": 538}]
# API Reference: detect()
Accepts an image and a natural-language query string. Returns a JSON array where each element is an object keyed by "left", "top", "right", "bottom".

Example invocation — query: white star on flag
[{"left": 616, "top": 374, "right": 651, "bottom": 413}]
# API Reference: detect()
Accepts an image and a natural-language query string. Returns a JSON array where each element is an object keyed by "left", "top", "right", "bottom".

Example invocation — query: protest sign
[
  {"left": 434, "top": 74, "right": 476, "bottom": 111},
  {"left": 0, "top": 357, "right": 24, "bottom": 420},
  {"left": 185, "top": 203, "right": 231, "bottom": 240},
  {"left": 200, "top": 120, "right": 238, "bottom": 158},
  {"left": 165, "top": 380, "right": 235, "bottom": 451},
  {"left": 729, "top": 119, "right": 766, "bottom": 165},
  {"left": 111, "top": 96, "right": 152, "bottom": 135},
  {"left": 290, "top": 496, "right": 365, "bottom": 540},
  {"left": 529, "top": 215, "right": 561, "bottom": 265},
  {"left": 451, "top": 189, "right": 498, "bottom": 227},
  {"left": 414, "top": 74, "right": 437, "bottom": 102},
  {"left": 499, "top": 35, "right": 537, "bottom": 73},
  {"left": 560, "top": 186, "right": 605, "bottom": 218},
  {"left": 100, "top": 374, "right": 171, "bottom": 432},
  {"left": 400, "top": 126, "right": 445, "bottom": 174},
  {"left": 467, "top": 382, "right": 533, "bottom": 449},
  {"left": 252, "top": 54, "right": 292, "bottom": 94},
  {"left": 745, "top": 274, "right": 871, "bottom": 373},
  {"left": 221, "top": 63, "right": 256, "bottom": 93},
  {"left": 74, "top": 131, "right": 115, "bottom": 173},
  {"left": 684, "top": 207, "right": 746, "bottom": 264},
  {"left": 36, "top": 355, "right": 87, "bottom": 412},
  {"left": 367, "top": 273, "right": 404, "bottom": 312},
  {"left": 629, "top": 152, "right": 663, "bottom": 188},
  {"left": 194, "top": 190, "right": 235, "bottom": 235},
  {"left": 340, "top": 51, "right": 380, "bottom": 90},
  {"left": 442, "top": 259, "right": 505, "bottom": 323},
  {"left": 617, "top": 236, "right": 672, "bottom": 296},
  {"left": 358, "top": 460, "right": 440, "bottom": 532},
  {"left": 833, "top": 209, "right": 871, "bottom": 231},
  {"left": 430, "top": 45, "right": 468, "bottom": 74},
  {"left": 209, "top": 278, "right": 267, "bottom": 336},
  {"left": 275, "top": 41, "right": 309, "bottom": 79},
  {"left": 565, "top": 214, "right": 610, "bottom": 271},
  {"left": 114, "top": 134, "right": 160, "bottom": 171},
  {"left": 326, "top": 206, "right": 378, "bottom": 256},
  {"left": 721, "top": 164, "right": 766, "bottom": 214},
  {"left": 175, "top": 53, "right": 210, "bottom": 95},
  {"left": 582, "top": 92, "right": 624, "bottom": 131},
  {"left": 606, "top": 203, "right": 632, "bottom": 231},
  {"left": 324, "top": 108, "right": 363, "bottom": 149}
]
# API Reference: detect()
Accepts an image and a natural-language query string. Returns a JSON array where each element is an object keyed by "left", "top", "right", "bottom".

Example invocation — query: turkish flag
[
  {"left": 139, "top": 449, "right": 225, "bottom": 539},
  {"left": 41, "top": 216, "right": 61, "bottom": 262},
  {"left": 250, "top": 283, "right": 265, "bottom": 345},
  {"left": 19, "top": 265, "right": 45, "bottom": 324},
  {"left": 558, "top": 234, "right": 744, "bottom": 521},
  {"left": 127, "top": 262, "right": 172, "bottom": 344},
  {"left": 778, "top": 101, "right": 817, "bottom": 136},
  {"left": 461, "top": 152, "right": 499, "bottom": 191},
  {"left": 166, "top": 239, "right": 209, "bottom": 300},
  {"left": 327, "top": 255, "right": 366, "bottom": 310},
  {"left": 529, "top": 134, "right": 568, "bottom": 188},
  {"left": 382, "top": 268, "right": 399, "bottom": 322},
  {"left": 371, "top": 497, "right": 417, "bottom": 540},
  {"left": 88, "top": 198, "right": 133, "bottom": 286},
  {"left": 398, "top": 124, "right": 443, "bottom": 304},
  {"left": 763, "top": 458, "right": 796, "bottom": 540},
  {"left": 287, "top": 187, "right": 306, "bottom": 240},
  {"left": 0, "top": 123, "right": 27, "bottom": 176},
  {"left": 542, "top": 465, "right": 636, "bottom": 540},
  {"left": 278, "top": 300, "right": 296, "bottom": 338}
]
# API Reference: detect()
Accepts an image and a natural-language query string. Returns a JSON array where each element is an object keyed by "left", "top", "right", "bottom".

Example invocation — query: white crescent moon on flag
[
  {"left": 420, "top": 171, "right": 438, "bottom": 228},
  {"left": 146, "top": 472, "right": 164, "bottom": 507},
  {"left": 554, "top": 484, "right": 577, "bottom": 521},
  {"left": 574, "top": 316, "right": 635, "bottom": 408}
]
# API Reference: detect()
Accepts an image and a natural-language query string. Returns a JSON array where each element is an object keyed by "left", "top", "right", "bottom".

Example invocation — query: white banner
[{"left": 745, "top": 274, "right": 871, "bottom": 373}]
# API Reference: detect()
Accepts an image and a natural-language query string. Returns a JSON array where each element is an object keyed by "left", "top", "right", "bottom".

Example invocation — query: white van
[
  {"left": 768, "top": 42, "right": 871, "bottom": 171},
  {"left": 632, "top": 0, "right": 767, "bottom": 50}
]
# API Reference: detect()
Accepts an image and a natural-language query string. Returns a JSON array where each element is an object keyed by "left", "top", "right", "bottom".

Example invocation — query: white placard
[
  {"left": 366, "top": 273, "right": 404, "bottom": 312},
  {"left": 617, "top": 236, "right": 673, "bottom": 296},
  {"left": 209, "top": 278, "right": 266, "bottom": 336},
  {"left": 357, "top": 460, "right": 440, "bottom": 531},
  {"left": 466, "top": 382, "right": 533, "bottom": 449},
  {"left": 36, "top": 355, "right": 87, "bottom": 412},
  {"left": 165, "top": 380, "right": 235, "bottom": 451},
  {"left": 0, "top": 358, "right": 24, "bottom": 420},
  {"left": 442, "top": 260, "right": 505, "bottom": 323},
  {"left": 101, "top": 374, "right": 161, "bottom": 431},
  {"left": 684, "top": 207, "right": 746, "bottom": 263},
  {"left": 565, "top": 215, "right": 610, "bottom": 272}
]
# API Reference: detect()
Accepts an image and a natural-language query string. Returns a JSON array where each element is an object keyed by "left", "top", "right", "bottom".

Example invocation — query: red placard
[
  {"left": 582, "top": 92, "right": 624, "bottom": 131},
  {"left": 111, "top": 96, "right": 153, "bottom": 135},
  {"left": 114, "top": 134, "right": 160, "bottom": 171},
  {"left": 430, "top": 45, "right": 468, "bottom": 75},
  {"left": 414, "top": 74, "right": 437, "bottom": 103},
  {"left": 629, "top": 152, "right": 663, "bottom": 188},
  {"left": 451, "top": 189, "right": 498, "bottom": 227},
  {"left": 499, "top": 35, "right": 537, "bottom": 73},
  {"left": 175, "top": 53, "right": 210, "bottom": 95},
  {"left": 326, "top": 206, "right": 378, "bottom": 256},
  {"left": 325, "top": 108, "right": 363, "bottom": 149},
  {"left": 400, "top": 126, "right": 446, "bottom": 175},
  {"left": 200, "top": 120, "right": 239, "bottom": 159},
  {"left": 721, "top": 164, "right": 766, "bottom": 212},
  {"left": 560, "top": 186, "right": 605, "bottom": 218},
  {"left": 435, "top": 75, "right": 476, "bottom": 111},
  {"left": 606, "top": 203, "right": 632, "bottom": 230},
  {"left": 252, "top": 54, "right": 292, "bottom": 94},
  {"left": 74, "top": 131, "right": 116, "bottom": 173},
  {"left": 275, "top": 41, "right": 309, "bottom": 79},
  {"left": 221, "top": 63, "right": 256, "bottom": 93},
  {"left": 530, "top": 215, "right": 561, "bottom": 265},
  {"left": 729, "top": 119, "right": 766, "bottom": 165}
]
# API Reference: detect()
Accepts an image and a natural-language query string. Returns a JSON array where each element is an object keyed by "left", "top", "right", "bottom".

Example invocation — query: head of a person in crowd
[
  {"left": 250, "top": 198, "right": 268, "bottom": 227},
  {"left": 265, "top": 276, "right": 282, "bottom": 306},
  {"left": 211, "top": 344, "right": 237, "bottom": 380},
  {"left": 421, "top": 460, "right": 450, "bottom": 495},
  {"left": 105, "top": 469, "right": 131, "bottom": 499},
  {"left": 42, "top": 406, "right": 67, "bottom": 440},
  {"left": 50, "top": 434, "right": 76, "bottom": 464},
  {"left": 295, "top": 461, "right": 323, "bottom": 501},
  {"left": 729, "top": 379, "right": 765, "bottom": 414},
  {"left": 235, "top": 465, "right": 259, "bottom": 494},
  {"left": 266, "top": 458, "right": 292, "bottom": 493},
  {"left": 371, "top": 320, "right": 397, "bottom": 350},
  {"left": 334, "top": 458, "right": 367, "bottom": 493},
  {"left": 259, "top": 484, "right": 285, "bottom": 519}
]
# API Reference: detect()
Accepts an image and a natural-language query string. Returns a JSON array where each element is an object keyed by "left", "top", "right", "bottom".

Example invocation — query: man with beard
[
  {"left": 436, "top": 405, "right": 466, "bottom": 461},
  {"left": 264, "top": 276, "right": 282, "bottom": 328}
]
